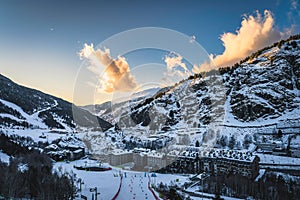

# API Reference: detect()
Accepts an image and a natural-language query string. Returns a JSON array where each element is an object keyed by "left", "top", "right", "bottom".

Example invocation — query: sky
[{"left": 0, "top": 0, "right": 299, "bottom": 105}]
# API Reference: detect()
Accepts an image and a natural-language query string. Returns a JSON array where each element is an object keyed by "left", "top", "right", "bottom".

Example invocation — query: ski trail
[{"left": 31, "top": 99, "right": 58, "bottom": 119}]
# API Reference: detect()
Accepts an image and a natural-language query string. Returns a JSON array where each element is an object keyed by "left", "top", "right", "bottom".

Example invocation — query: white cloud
[
  {"left": 189, "top": 35, "right": 196, "bottom": 43},
  {"left": 193, "top": 10, "right": 293, "bottom": 72},
  {"left": 164, "top": 52, "right": 188, "bottom": 72},
  {"left": 163, "top": 52, "right": 192, "bottom": 82},
  {"left": 79, "top": 43, "right": 138, "bottom": 93}
]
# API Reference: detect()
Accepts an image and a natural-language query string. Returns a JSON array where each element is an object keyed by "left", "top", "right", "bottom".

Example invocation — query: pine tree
[{"left": 229, "top": 135, "right": 236, "bottom": 149}]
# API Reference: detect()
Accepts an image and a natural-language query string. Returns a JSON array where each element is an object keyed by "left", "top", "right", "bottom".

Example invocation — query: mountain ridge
[{"left": 0, "top": 74, "right": 112, "bottom": 131}]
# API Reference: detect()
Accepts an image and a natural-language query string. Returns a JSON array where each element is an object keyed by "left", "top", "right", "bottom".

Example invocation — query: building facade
[
  {"left": 161, "top": 147, "right": 260, "bottom": 179},
  {"left": 109, "top": 149, "right": 133, "bottom": 166}
]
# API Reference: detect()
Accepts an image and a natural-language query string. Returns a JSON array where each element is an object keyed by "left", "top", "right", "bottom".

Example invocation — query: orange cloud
[
  {"left": 79, "top": 44, "right": 138, "bottom": 93},
  {"left": 193, "top": 10, "right": 293, "bottom": 73}
]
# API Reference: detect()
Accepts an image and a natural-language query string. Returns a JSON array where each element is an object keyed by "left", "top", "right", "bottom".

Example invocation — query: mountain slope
[
  {"left": 0, "top": 74, "right": 112, "bottom": 131},
  {"left": 112, "top": 35, "right": 300, "bottom": 133},
  {"left": 224, "top": 37, "right": 300, "bottom": 124}
]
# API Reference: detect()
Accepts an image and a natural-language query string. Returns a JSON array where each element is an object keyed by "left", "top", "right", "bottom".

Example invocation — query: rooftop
[{"left": 179, "top": 147, "right": 256, "bottom": 162}]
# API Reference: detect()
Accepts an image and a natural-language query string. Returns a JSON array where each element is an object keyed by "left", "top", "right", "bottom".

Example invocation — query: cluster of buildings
[
  {"left": 45, "top": 135, "right": 85, "bottom": 161},
  {"left": 109, "top": 146, "right": 260, "bottom": 179},
  {"left": 45, "top": 144, "right": 85, "bottom": 161}
]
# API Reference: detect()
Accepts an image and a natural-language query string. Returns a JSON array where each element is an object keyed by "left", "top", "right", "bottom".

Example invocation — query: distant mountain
[
  {"left": 0, "top": 74, "right": 112, "bottom": 131},
  {"left": 81, "top": 101, "right": 112, "bottom": 118},
  {"left": 81, "top": 87, "right": 161, "bottom": 123},
  {"left": 130, "top": 87, "right": 161, "bottom": 100}
]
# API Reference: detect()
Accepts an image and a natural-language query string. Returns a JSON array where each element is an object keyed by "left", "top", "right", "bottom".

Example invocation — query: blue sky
[{"left": 0, "top": 0, "right": 299, "bottom": 105}]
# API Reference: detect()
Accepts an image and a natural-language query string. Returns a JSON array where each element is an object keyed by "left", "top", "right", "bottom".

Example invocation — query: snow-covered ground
[
  {"left": 0, "top": 150, "right": 10, "bottom": 164},
  {"left": 53, "top": 158, "right": 248, "bottom": 200},
  {"left": 0, "top": 98, "right": 75, "bottom": 131},
  {"left": 0, "top": 99, "right": 49, "bottom": 129},
  {"left": 255, "top": 153, "right": 300, "bottom": 165},
  {"left": 0, "top": 151, "right": 252, "bottom": 200},
  {"left": 185, "top": 189, "right": 243, "bottom": 200},
  {"left": 190, "top": 197, "right": 211, "bottom": 200},
  {"left": 1, "top": 128, "right": 76, "bottom": 143},
  {"left": 54, "top": 159, "right": 120, "bottom": 200},
  {"left": 53, "top": 159, "right": 192, "bottom": 200}
]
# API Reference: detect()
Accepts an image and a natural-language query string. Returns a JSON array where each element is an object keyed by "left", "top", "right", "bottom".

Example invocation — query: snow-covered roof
[
  {"left": 73, "top": 149, "right": 84, "bottom": 154},
  {"left": 133, "top": 148, "right": 150, "bottom": 153},
  {"left": 57, "top": 135, "right": 85, "bottom": 149},
  {"left": 147, "top": 151, "right": 164, "bottom": 158},
  {"left": 45, "top": 143, "right": 59, "bottom": 150},
  {"left": 111, "top": 149, "right": 132, "bottom": 155},
  {"left": 180, "top": 147, "right": 256, "bottom": 162}
]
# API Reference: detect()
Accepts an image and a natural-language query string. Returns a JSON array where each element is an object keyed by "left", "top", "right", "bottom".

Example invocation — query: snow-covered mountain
[
  {"left": 111, "top": 35, "right": 300, "bottom": 137},
  {"left": 81, "top": 87, "right": 162, "bottom": 123},
  {"left": 224, "top": 42, "right": 300, "bottom": 125},
  {"left": 0, "top": 74, "right": 112, "bottom": 131},
  {"left": 1, "top": 35, "right": 300, "bottom": 152}
]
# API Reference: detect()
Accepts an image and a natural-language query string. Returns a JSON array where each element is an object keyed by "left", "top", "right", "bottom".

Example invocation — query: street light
[
  {"left": 77, "top": 178, "right": 84, "bottom": 192},
  {"left": 90, "top": 187, "right": 100, "bottom": 200}
]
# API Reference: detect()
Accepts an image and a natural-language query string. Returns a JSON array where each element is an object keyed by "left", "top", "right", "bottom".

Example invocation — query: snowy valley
[{"left": 1, "top": 35, "right": 300, "bottom": 200}]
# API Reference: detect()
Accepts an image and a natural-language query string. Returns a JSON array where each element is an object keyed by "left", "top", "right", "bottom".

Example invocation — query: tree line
[{"left": 0, "top": 133, "right": 75, "bottom": 199}]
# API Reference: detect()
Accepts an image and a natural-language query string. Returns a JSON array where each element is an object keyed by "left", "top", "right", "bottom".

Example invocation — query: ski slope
[
  {"left": 0, "top": 99, "right": 60, "bottom": 129},
  {"left": 54, "top": 159, "right": 120, "bottom": 200},
  {"left": 53, "top": 159, "right": 189, "bottom": 200},
  {"left": 116, "top": 172, "right": 155, "bottom": 200}
]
